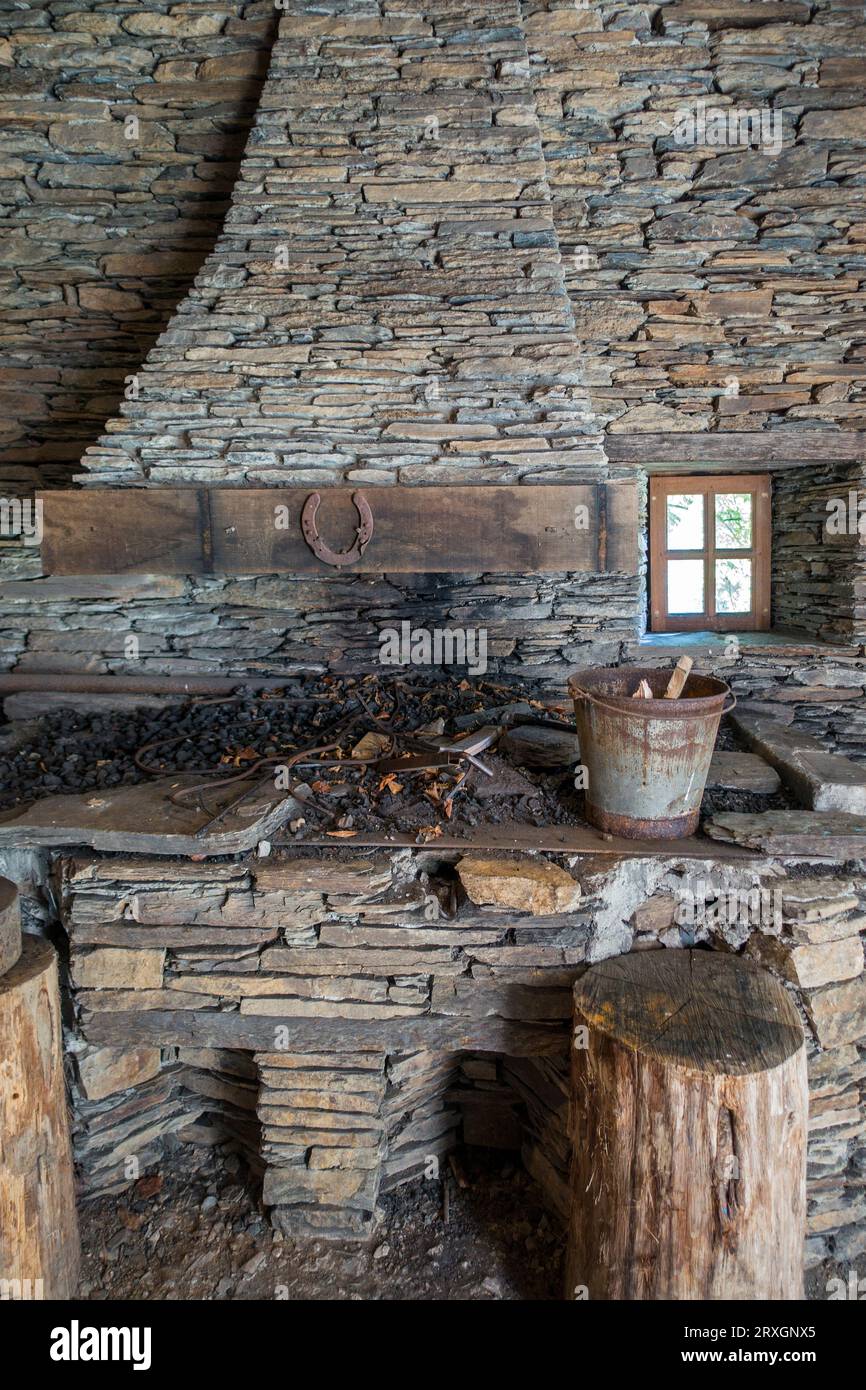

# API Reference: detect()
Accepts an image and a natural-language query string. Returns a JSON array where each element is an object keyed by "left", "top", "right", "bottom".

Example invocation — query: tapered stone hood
[{"left": 79, "top": 0, "right": 605, "bottom": 488}]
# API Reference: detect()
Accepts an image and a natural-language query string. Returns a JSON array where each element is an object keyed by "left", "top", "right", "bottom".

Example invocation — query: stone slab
[
  {"left": 0, "top": 776, "right": 302, "bottom": 855},
  {"left": 704, "top": 811, "right": 866, "bottom": 858},
  {"left": 707, "top": 751, "right": 781, "bottom": 794},
  {"left": 732, "top": 712, "right": 866, "bottom": 812}
]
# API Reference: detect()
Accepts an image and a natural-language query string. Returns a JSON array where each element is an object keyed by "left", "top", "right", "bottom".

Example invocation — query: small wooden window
[{"left": 649, "top": 475, "right": 771, "bottom": 633}]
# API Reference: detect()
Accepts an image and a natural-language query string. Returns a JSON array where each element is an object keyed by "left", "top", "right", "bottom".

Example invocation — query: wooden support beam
[
  {"left": 39, "top": 484, "right": 638, "bottom": 576},
  {"left": 606, "top": 429, "right": 866, "bottom": 470},
  {"left": 298, "top": 825, "right": 763, "bottom": 860}
]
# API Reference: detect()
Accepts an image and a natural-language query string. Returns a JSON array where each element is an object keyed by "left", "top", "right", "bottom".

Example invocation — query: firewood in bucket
[
  {"left": 663, "top": 655, "right": 693, "bottom": 700},
  {"left": 631, "top": 679, "right": 653, "bottom": 699}
]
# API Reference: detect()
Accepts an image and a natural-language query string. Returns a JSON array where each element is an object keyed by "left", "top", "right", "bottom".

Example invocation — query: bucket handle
[{"left": 570, "top": 684, "right": 737, "bottom": 719}]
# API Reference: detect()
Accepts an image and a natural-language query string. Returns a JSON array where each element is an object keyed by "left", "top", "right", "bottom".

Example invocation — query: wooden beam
[
  {"left": 39, "top": 484, "right": 638, "bottom": 576},
  {"left": 606, "top": 430, "right": 866, "bottom": 470}
]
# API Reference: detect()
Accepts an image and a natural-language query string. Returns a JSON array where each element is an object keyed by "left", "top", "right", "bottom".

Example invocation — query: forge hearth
[
  {"left": 0, "top": 671, "right": 794, "bottom": 843},
  {"left": 1, "top": 665, "right": 865, "bottom": 1273}
]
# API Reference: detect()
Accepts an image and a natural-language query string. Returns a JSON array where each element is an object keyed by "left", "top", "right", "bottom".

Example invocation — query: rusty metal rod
[{"left": 0, "top": 673, "right": 298, "bottom": 695}]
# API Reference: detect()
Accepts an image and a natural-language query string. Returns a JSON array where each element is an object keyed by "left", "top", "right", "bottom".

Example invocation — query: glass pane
[
  {"left": 666, "top": 494, "right": 703, "bottom": 550},
  {"left": 667, "top": 559, "right": 704, "bottom": 614},
  {"left": 716, "top": 558, "right": 752, "bottom": 613},
  {"left": 715, "top": 493, "right": 752, "bottom": 549}
]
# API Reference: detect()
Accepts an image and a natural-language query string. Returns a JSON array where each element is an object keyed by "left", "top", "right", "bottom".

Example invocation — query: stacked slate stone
[
  {"left": 59, "top": 847, "right": 591, "bottom": 1228},
  {"left": 630, "top": 639, "right": 866, "bottom": 758},
  {"left": 69, "top": 1048, "right": 202, "bottom": 1198},
  {"left": 770, "top": 462, "right": 866, "bottom": 647},
  {"left": 0, "top": 0, "right": 644, "bottom": 689},
  {"left": 77, "top": 0, "right": 606, "bottom": 487},
  {"left": 0, "top": 0, "right": 276, "bottom": 484},
  {"left": 4, "top": 0, "right": 866, "bottom": 687},
  {"left": 746, "top": 876, "right": 866, "bottom": 1263},
  {"left": 503, "top": 1054, "right": 571, "bottom": 1220},
  {"left": 257, "top": 1048, "right": 458, "bottom": 1238},
  {"left": 522, "top": 0, "right": 866, "bottom": 436},
  {"left": 56, "top": 843, "right": 866, "bottom": 1257}
]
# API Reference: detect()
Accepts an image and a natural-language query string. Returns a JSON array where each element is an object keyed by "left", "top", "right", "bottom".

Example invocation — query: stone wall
[
  {"left": 56, "top": 845, "right": 866, "bottom": 1263},
  {"left": 523, "top": 0, "right": 866, "bottom": 437},
  {"left": 3, "top": 1, "right": 866, "bottom": 690},
  {"left": 0, "top": 0, "right": 277, "bottom": 487},
  {"left": 771, "top": 461, "right": 866, "bottom": 646}
]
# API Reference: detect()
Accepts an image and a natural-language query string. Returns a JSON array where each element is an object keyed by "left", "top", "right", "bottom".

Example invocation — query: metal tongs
[{"left": 375, "top": 726, "right": 500, "bottom": 778}]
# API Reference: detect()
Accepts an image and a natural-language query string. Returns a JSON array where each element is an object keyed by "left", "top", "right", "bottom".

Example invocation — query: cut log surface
[
  {"left": 567, "top": 950, "right": 807, "bottom": 1301},
  {"left": 0, "top": 937, "right": 80, "bottom": 1299}
]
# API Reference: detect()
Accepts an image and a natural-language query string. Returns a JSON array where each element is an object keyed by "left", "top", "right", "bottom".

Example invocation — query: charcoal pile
[
  {"left": 0, "top": 674, "right": 583, "bottom": 834},
  {"left": 0, "top": 672, "right": 787, "bottom": 835}
]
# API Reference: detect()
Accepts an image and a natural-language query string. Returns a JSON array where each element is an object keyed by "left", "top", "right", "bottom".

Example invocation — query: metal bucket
[{"left": 568, "top": 666, "right": 735, "bottom": 839}]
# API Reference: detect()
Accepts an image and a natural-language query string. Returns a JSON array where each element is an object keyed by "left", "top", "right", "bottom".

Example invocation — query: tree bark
[
  {"left": 566, "top": 949, "right": 807, "bottom": 1301},
  {"left": 0, "top": 936, "right": 79, "bottom": 1299},
  {"left": 0, "top": 877, "right": 21, "bottom": 977}
]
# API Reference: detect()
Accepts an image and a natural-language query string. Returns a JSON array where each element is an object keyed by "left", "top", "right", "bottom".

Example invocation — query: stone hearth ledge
[{"left": 55, "top": 848, "right": 866, "bottom": 1259}]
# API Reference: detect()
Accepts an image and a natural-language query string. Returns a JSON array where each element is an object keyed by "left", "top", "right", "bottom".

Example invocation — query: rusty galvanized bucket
[{"left": 568, "top": 666, "right": 735, "bottom": 839}]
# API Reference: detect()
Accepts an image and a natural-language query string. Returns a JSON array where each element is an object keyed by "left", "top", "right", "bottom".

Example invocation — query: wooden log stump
[
  {"left": 0, "top": 935, "right": 79, "bottom": 1299},
  {"left": 0, "top": 876, "right": 21, "bottom": 977},
  {"left": 566, "top": 949, "right": 807, "bottom": 1301}
]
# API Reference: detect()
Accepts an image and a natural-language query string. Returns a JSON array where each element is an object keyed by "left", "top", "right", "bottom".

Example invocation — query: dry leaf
[
  {"left": 377, "top": 773, "right": 404, "bottom": 796},
  {"left": 417, "top": 824, "right": 443, "bottom": 840},
  {"left": 326, "top": 829, "right": 358, "bottom": 838},
  {"left": 119, "top": 1206, "right": 146, "bottom": 1232}
]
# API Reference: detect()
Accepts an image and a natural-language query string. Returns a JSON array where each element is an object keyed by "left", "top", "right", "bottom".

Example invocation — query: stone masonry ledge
[{"left": 635, "top": 632, "right": 863, "bottom": 660}]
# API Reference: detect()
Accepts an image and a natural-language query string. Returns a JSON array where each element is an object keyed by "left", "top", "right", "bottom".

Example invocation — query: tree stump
[
  {"left": 566, "top": 949, "right": 807, "bottom": 1301},
  {"left": 0, "top": 936, "right": 79, "bottom": 1299},
  {"left": 0, "top": 877, "right": 21, "bottom": 977}
]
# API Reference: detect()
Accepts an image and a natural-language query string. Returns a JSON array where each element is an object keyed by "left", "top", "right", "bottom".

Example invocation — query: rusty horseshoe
[{"left": 300, "top": 490, "right": 374, "bottom": 568}]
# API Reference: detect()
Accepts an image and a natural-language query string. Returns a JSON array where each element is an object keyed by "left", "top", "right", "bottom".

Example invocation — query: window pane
[
  {"left": 716, "top": 558, "right": 752, "bottom": 613},
  {"left": 667, "top": 559, "right": 704, "bottom": 614},
  {"left": 715, "top": 493, "right": 752, "bottom": 549},
  {"left": 666, "top": 494, "right": 703, "bottom": 550}
]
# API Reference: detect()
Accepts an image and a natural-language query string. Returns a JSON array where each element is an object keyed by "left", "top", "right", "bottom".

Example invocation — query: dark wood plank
[
  {"left": 39, "top": 489, "right": 204, "bottom": 575},
  {"left": 607, "top": 431, "right": 866, "bottom": 469},
  {"left": 40, "top": 485, "right": 639, "bottom": 576}
]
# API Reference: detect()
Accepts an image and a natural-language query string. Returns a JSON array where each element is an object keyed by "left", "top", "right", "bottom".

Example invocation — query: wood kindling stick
[
  {"left": 631, "top": 679, "right": 653, "bottom": 699},
  {"left": 663, "top": 655, "right": 693, "bottom": 700}
]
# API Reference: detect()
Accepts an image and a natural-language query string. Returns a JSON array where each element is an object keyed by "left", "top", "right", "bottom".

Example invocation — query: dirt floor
[
  {"left": 76, "top": 1138, "right": 850, "bottom": 1302},
  {"left": 77, "top": 1141, "right": 566, "bottom": 1301}
]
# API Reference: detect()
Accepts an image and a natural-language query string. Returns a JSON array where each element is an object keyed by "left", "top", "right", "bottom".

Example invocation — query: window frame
[{"left": 648, "top": 473, "right": 771, "bottom": 633}]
